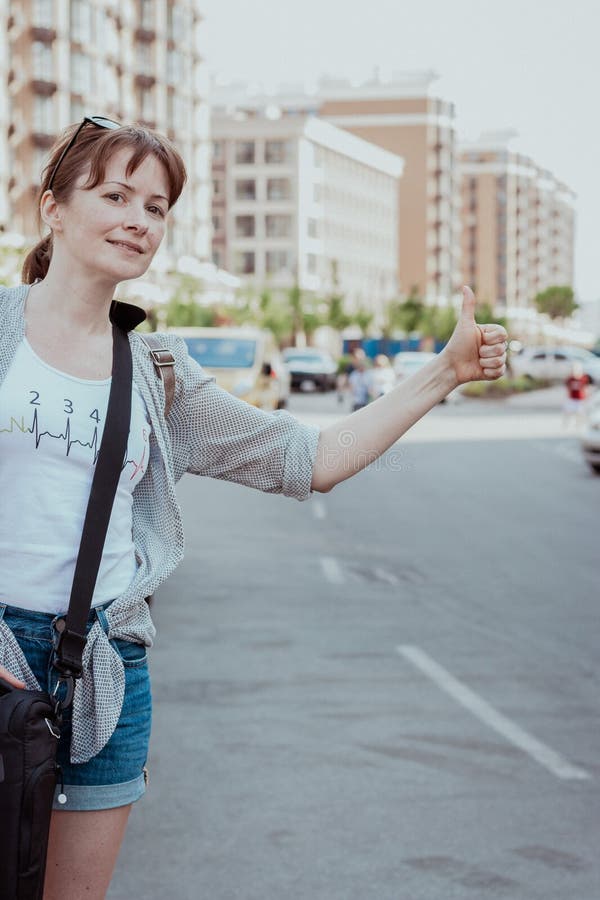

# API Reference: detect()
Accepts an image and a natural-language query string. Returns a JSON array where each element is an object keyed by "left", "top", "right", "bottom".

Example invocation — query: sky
[{"left": 201, "top": 0, "right": 599, "bottom": 303}]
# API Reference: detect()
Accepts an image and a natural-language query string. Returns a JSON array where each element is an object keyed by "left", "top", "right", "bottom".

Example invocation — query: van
[{"left": 168, "top": 326, "right": 290, "bottom": 411}]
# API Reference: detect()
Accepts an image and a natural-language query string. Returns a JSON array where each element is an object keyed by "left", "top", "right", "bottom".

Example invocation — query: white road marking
[
  {"left": 320, "top": 556, "right": 345, "bottom": 585},
  {"left": 373, "top": 567, "right": 399, "bottom": 586},
  {"left": 312, "top": 499, "right": 327, "bottom": 520},
  {"left": 397, "top": 645, "right": 590, "bottom": 781}
]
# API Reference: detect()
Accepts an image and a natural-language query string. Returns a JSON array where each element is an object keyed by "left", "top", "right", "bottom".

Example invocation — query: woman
[{"left": 0, "top": 118, "right": 507, "bottom": 899}]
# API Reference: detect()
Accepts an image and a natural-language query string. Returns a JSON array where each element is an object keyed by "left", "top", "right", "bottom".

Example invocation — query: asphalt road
[{"left": 109, "top": 389, "right": 600, "bottom": 900}]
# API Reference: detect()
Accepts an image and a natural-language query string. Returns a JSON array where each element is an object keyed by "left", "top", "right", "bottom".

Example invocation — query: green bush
[{"left": 461, "top": 376, "right": 551, "bottom": 398}]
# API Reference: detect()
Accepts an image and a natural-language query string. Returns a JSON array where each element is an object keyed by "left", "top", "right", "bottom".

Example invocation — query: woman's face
[{"left": 54, "top": 147, "right": 170, "bottom": 282}]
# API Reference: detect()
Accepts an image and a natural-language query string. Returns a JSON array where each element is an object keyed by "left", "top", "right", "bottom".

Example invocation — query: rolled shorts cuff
[{"left": 52, "top": 771, "right": 147, "bottom": 811}]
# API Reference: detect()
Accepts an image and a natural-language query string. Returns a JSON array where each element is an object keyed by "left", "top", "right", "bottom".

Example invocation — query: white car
[
  {"left": 580, "top": 398, "right": 600, "bottom": 474},
  {"left": 511, "top": 347, "right": 600, "bottom": 384},
  {"left": 393, "top": 351, "right": 461, "bottom": 403}
]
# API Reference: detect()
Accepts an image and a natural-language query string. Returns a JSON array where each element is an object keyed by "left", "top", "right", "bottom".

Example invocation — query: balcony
[
  {"left": 30, "top": 26, "right": 56, "bottom": 42},
  {"left": 30, "top": 79, "right": 57, "bottom": 96},
  {"left": 135, "top": 27, "right": 156, "bottom": 42},
  {"left": 31, "top": 132, "right": 56, "bottom": 148},
  {"left": 135, "top": 73, "right": 156, "bottom": 89}
]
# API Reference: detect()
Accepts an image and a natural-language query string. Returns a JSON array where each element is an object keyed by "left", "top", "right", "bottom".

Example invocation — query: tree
[
  {"left": 419, "top": 305, "right": 458, "bottom": 343},
  {"left": 165, "top": 272, "right": 216, "bottom": 327},
  {"left": 353, "top": 307, "right": 374, "bottom": 334},
  {"left": 325, "top": 293, "right": 352, "bottom": 331},
  {"left": 534, "top": 285, "right": 577, "bottom": 321},
  {"left": 396, "top": 287, "right": 425, "bottom": 334}
]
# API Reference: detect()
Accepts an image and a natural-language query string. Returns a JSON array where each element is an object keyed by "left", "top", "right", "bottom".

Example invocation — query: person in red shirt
[{"left": 563, "top": 362, "right": 590, "bottom": 429}]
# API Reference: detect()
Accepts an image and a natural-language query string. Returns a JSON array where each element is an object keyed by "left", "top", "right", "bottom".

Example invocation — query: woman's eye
[
  {"left": 150, "top": 206, "right": 166, "bottom": 217},
  {"left": 106, "top": 192, "right": 123, "bottom": 202}
]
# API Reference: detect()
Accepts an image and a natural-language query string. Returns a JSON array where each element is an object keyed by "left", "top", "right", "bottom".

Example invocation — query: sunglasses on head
[{"left": 47, "top": 115, "right": 121, "bottom": 192}]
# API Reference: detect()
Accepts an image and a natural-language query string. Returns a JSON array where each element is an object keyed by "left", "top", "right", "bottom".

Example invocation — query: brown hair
[{"left": 22, "top": 121, "right": 187, "bottom": 283}]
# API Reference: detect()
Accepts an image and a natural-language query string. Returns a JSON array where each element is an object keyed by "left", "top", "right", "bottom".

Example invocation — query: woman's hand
[
  {"left": 0, "top": 665, "right": 26, "bottom": 689},
  {"left": 441, "top": 286, "right": 508, "bottom": 386}
]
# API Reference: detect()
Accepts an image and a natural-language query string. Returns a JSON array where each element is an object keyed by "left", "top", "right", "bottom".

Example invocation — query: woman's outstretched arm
[{"left": 311, "top": 286, "right": 507, "bottom": 493}]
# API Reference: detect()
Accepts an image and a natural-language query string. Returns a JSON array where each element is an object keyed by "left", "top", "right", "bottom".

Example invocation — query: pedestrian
[
  {"left": 347, "top": 352, "right": 372, "bottom": 411},
  {"left": 0, "top": 117, "right": 508, "bottom": 899},
  {"left": 562, "top": 361, "right": 590, "bottom": 429},
  {"left": 368, "top": 354, "right": 396, "bottom": 401}
]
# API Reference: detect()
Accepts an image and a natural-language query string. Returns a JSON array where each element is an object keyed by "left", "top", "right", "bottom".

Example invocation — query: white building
[{"left": 211, "top": 111, "right": 404, "bottom": 318}]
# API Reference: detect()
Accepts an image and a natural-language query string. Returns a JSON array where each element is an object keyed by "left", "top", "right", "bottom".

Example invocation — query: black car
[{"left": 282, "top": 348, "right": 338, "bottom": 391}]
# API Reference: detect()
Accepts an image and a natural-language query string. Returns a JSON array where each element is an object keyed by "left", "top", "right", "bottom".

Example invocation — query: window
[
  {"left": 213, "top": 249, "right": 222, "bottom": 268},
  {"left": 234, "top": 251, "right": 255, "bottom": 275},
  {"left": 307, "top": 217, "right": 318, "bottom": 238},
  {"left": 267, "top": 178, "right": 291, "bottom": 201},
  {"left": 34, "top": 95, "right": 54, "bottom": 133},
  {"left": 212, "top": 178, "right": 224, "bottom": 198},
  {"left": 313, "top": 183, "right": 322, "bottom": 203},
  {"left": 140, "top": 0, "right": 154, "bottom": 29},
  {"left": 235, "top": 215, "right": 255, "bottom": 237},
  {"left": 167, "top": 50, "right": 184, "bottom": 85},
  {"left": 33, "top": 0, "right": 53, "bottom": 28},
  {"left": 212, "top": 214, "right": 222, "bottom": 233},
  {"left": 70, "top": 0, "right": 92, "bottom": 42},
  {"left": 70, "top": 97, "right": 85, "bottom": 121},
  {"left": 33, "top": 147, "right": 49, "bottom": 182},
  {"left": 235, "top": 179, "right": 256, "bottom": 201},
  {"left": 137, "top": 42, "right": 153, "bottom": 75},
  {"left": 307, "top": 253, "right": 317, "bottom": 274},
  {"left": 138, "top": 86, "right": 154, "bottom": 121},
  {"left": 167, "top": 92, "right": 186, "bottom": 130},
  {"left": 235, "top": 141, "right": 255, "bottom": 164},
  {"left": 212, "top": 140, "right": 224, "bottom": 161},
  {"left": 266, "top": 250, "right": 291, "bottom": 274},
  {"left": 168, "top": 3, "right": 187, "bottom": 41},
  {"left": 32, "top": 41, "right": 53, "bottom": 80},
  {"left": 265, "top": 140, "right": 291, "bottom": 164},
  {"left": 71, "top": 52, "right": 91, "bottom": 94},
  {"left": 265, "top": 214, "right": 291, "bottom": 238}
]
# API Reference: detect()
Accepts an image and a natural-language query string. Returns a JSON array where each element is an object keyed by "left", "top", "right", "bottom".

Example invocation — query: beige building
[
  {"left": 211, "top": 111, "right": 403, "bottom": 318},
  {"left": 459, "top": 132, "right": 576, "bottom": 311},
  {"left": 1, "top": 0, "right": 211, "bottom": 265},
  {"left": 213, "top": 72, "right": 461, "bottom": 305}
]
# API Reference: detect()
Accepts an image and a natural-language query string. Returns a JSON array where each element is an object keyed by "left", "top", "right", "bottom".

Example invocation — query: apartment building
[
  {"left": 211, "top": 111, "right": 403, "bottom": 318},
  {"left": 459, "top": 132, "right": 576, "bottom": 310},
  {"left": 1, "top": 0, "right": 211, "bottom": 265},
  {"left": 213, "top": 72, "right": 461, "bottom": 305}
]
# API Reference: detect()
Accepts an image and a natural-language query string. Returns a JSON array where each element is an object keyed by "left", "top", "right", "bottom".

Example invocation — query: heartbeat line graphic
[
  {"left": 29, "top": 407, "right": 102, "bottom": 462},
  {"left": 1, "top": 409, "right": 146, "bottom": 478},
  {"left": 0, "top": 416, "right": 28, "bottom": 434}
]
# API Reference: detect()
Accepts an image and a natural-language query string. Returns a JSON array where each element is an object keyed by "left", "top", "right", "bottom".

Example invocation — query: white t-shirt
[{"left": 0, "top": 337, "right": 152, "bottom": 613}]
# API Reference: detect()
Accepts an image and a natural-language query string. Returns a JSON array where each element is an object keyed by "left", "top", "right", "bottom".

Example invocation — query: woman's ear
[{"left": 39, "top": 189, "right": 64, "bottom": 235}]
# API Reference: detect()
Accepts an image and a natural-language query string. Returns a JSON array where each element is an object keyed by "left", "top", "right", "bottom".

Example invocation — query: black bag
[
  {"left": 0, "top": 683, "right": 62, "bottom": 900},
  {"left": 0, "top": 324, "right": 132, "bottom": 900}
]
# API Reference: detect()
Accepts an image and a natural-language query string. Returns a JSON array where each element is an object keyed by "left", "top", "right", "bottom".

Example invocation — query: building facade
[
  {"left": 211, "top": 111, "right": 403, "bottom": 318},
  {"left": 1, "top": 0, "right": 211, "bottom": 266},
  {"left": 213, "top": 72, "right": 461, "bottom": 306},
  {"left": 459, "top": 132, "right": 576, "bottom": 311}
]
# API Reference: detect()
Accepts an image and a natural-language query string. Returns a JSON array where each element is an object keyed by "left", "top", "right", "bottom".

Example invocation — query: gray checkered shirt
[{"left": 0, "top": 283, "right": 320, "bottom": 763}]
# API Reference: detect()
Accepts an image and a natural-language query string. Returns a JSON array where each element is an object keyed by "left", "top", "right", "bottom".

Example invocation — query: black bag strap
[{"left": 52, "top": 325, "right": 132, "bottom": 684}]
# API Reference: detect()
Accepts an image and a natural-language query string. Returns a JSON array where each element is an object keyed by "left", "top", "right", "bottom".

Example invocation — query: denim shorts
[{"left": 0, "top": 600, "right": 152, "bottom": 811}]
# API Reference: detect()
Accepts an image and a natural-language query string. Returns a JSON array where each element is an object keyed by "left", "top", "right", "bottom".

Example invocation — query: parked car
[
  {"left": 393, "top": 350, "right": 437, "bottom": 380},
  {"left": 393, "top": 351, "right": 460, "bottom": 404},
  {"left": 170, "top": 326, "right": 290, "bottom": 411},
  {"left": 511, "top": 347, "right": 600, "bottom": 384},
  {"left": 580, "top": 397, "right": 600, "bottom": 474},
  {"left": 282, "top": 348, "right": 338, "bottom": 391}
]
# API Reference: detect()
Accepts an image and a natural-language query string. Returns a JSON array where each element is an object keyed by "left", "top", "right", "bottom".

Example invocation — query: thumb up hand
[{"left": 441, "top": 286, "right": 508, "bottom": 385}]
